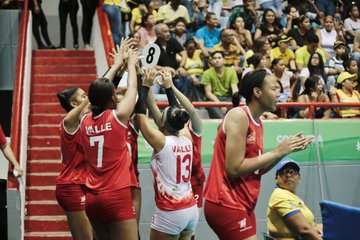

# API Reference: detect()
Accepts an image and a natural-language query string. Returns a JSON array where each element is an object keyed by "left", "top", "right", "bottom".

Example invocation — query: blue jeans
[
  {"left": 316, "top": 0, "right": 336, "bottom": 16},
  {"left": 260, "top": 0, "right": 283, "bottom": 16},
  {"left": 102, "top": 4, "right": 122, "bottom": 46}
]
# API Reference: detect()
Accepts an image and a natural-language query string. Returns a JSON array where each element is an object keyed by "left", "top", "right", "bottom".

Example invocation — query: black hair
[
  {"left": 343, "top": 57, "right": 357, "bottom": 71},
  {"left": 88, "top": 78, "right": 115, "bottom": 117},
  {"left": 239, "top": 69, "right": 268, "bottom": 104},
  {"left": 247, "top": 53, "right": 264, "bottom": 68},
  {"left": 308, "top": 52, "right": 326, "bottom": 80},
  {"left": 306, "top": 32, "right": 319, "bottom": 44},
  {"left": 57, "top": 87, "right": 79, "bottom": 112},
  {"left": 141, "top": 13, "right": 153, "bottom": 27},
  {"left": 184, "top": 38, "right": 196, "bottom": 47},
  {"left": 205, "top": 12, "right": 216, "bottom": 22},
  {"left": 260, "top": 8, "right": 281, "bottom": 31},
  {"left": 210, "top": 50, "right": 224, "bottom": 58},
  {"left": 271, "top": 58, "right": 281, "bottom": 69},
  {"left": 253, "top": 36, "right": 268, "bottom": 53},
  {"left": 164, "top": 106, "right": 190, "bottom": 135},
  {"left": 301, "top": 75, "right": 321, "bottom": 96}
]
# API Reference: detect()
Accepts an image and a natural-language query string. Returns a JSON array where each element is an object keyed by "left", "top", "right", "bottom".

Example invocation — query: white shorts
[{"left": 151, "top": 204, "right": 199, "bottom": 235}]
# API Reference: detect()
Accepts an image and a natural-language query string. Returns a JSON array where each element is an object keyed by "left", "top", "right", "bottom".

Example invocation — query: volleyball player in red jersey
[
  {"left": 116, "top": 82, "right": 142, "bottom": 229},
  {"left": 56, "top": 87, "right": 92, "bottom": 240},
  {"left": 204, "top": 69, "right": 314, "bottom": 240},
  {"left": 135, "top": 70, "right": 199, "bottom": 240},
  {"left": 79, "top": 46, "right": 139, "bottom": 240}
]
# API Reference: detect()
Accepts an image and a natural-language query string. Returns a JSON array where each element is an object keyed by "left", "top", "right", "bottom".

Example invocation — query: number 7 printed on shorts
[{"left": 90, "top": 135, "right": 104, "bottom": 168}]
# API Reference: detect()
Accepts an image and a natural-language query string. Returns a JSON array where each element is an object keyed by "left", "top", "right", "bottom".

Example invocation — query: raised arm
[
  {"left": 225, "top": 108, "right": 313, "bottom": 179},
  {"left": 115, "top": 48, "right": 139, "bottom": 123},
  {"left": 63, "top": 98, "right": 89, "bottom": 133},
  {"left": 135, "top": 77, "right": 165, "bottom": 152}
]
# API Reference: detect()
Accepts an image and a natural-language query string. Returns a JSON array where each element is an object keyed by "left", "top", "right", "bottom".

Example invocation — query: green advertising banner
[{"left": 138, "top": 120, "right": 360, "bottom": 165}]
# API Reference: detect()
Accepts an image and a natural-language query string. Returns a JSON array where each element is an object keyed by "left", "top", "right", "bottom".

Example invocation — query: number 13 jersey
[
  {"left": 80, "top": 110, "right": 132, "bottom": 192},
  {"left": 151, "top": 135, "right": 196, "bottom": 211}
]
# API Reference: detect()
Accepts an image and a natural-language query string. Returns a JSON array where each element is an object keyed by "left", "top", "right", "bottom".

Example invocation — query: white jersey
[{"left": 151, "top": 135, "right": 196, "bottom": 211}]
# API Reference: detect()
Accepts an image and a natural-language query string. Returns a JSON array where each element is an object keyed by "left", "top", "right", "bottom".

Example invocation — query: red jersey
[
  {"left": 204, "top": 106, "right": 264, "bottom": 211},
  {"left": 0, "top": 125, "right": 7, "bottom": 147},
  {"left": 189, "top": 127, "right": 206, "bottom": 207},
  {"left": 56, "top": 122, "right": 87, "bottom": 185},
  {"left": 127, "top": 121, "right": 140, "bottom": 188},
  {"left": 80, "top": 110, "right": 132, "bottom": 192}
]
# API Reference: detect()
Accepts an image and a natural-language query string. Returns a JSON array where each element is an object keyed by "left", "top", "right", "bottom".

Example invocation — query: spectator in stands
[
  {"left": 155, "top": 23, "right": 193, "bottom": 98},
  {"left": 295, "top": 32, "right": 327, "bottom": 70},
  {"left": 267, "top": 159, "right": 323, "bottom": 240},
  {"left": 0, "top": 124, "right": 23, "bottom": 177},
  {"left": 137, "top": 13, "right": 157, "bottom": 46},
  {"left": 130, "top": 3, "right": 155, "bottom": 33},
  {"left": 288, "top": 15, "right": 314, "bottom": 49},
  {"left": 29, "top": 0, "right": 55, "bottom": 49},
  {"left": 212, "top": 29, "right": 245, "bottom": 73},
  {"left": 283, "top": 5, "right": 300, "bottom": 34},
  {"left": 201, "top": 51, "right": 239, "bottom": 118},
  {"left": 80, "top": 0, "right": 98, "bottom": 50},
  {"left": 258, "top": 0, "right": 283, "bottom": 17},
  {"left": 0, "top": 0, "right": 18, "bottom": 9},
  {"left": 294, "top": 75, "right": 332, "bottom": 119},
  {"left": 244, "top": 36, "right": 271, "bottom": 68},
  {"left": 330, "top": 72, "right": 360, "bottom": 118},
  {"left": 171, "top": 17, "right": 192, "bottom": 46},
  {"left": 316, "top": 0, "right": 336, "bottom": 16},
  {"left": 157, "top": 0, "right": 190, "bottom": 25},
  {"left": 184, "top": 38, "right": 208, "bottom": 87},
  {"left": 189, "top": 0, "right": 207, "bottom": 32},
  {"left": 298, "top": 52, "right": 328, "bottom": 92},
  {"left": 352, "top": 31, "right": 360, "bottom": 64},
  {"left": 230, "top": 16, "right": 253, "bottom": 50},
  {"left": 254, "top": 8, "right": 283, "bottom": 46},
  {"left": 344, "top": 4, "right": 360, "bottom": 44},
  {"left": 317, "top": 15, "right": 345, "bottom": 58},
  {"left": 228, "top": 0, "right": 257, "bottom": 32},
  {"left": 103, "top": 0, "right": 123, "bottom": 46},
  {"left": 242, "top": 52, "right": 268, "bottom": 77},
  {"left": 194, "top": 12, "right": 221, "bottom": 49},
  {"left": 272, "top": 58, "right": 293, "bottom": 103},
  {"left": 270, "top": 34, "right": 296, "bottom": 71},
  {"left": 327, "top": 41, "right": 347, "bottom": 90},
  {"left": 58, "top": 0, "right": 79, "bottom": 49}
]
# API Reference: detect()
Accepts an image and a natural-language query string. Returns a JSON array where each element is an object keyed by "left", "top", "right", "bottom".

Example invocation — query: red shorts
[
  {"left": 55, "top": 184, "right": 86, "bottom": 212},
  {"left": 85, "top": 187, "right": 136, "bottom": 223},
  {"left": 204, "top": 200, "right": 256, "bottom": 240}
]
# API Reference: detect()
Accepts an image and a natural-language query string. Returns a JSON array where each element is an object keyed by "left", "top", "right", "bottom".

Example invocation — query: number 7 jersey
[
  {"left": 151, "top": 135, "right": 196, "bottom": 211},
  {"left": 79, "top": 110, "right": 133, "bottom": 192}
]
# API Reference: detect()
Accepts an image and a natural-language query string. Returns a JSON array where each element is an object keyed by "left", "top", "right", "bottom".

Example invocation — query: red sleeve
[{"left": 0, "top": 126, "right": 7, "bottom": 147}]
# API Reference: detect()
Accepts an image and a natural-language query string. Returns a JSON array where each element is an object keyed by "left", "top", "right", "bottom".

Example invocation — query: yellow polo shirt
[
  {"left": 157, "top": 3, "right": 190, "bottom": 24},
  {"left": 267, "top": 188, "right": 316, "bottom": 238},
  {"left": 271, "top": 47, "right": 295, "bottom": 66},
  {"left": 212, "top": 43, "right": 242, "bottom": 67},
  {"left": 295, "top": 46, "right": 327, "bottom": 68}
]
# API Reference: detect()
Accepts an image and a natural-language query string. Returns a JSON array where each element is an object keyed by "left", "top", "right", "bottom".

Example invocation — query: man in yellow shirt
[
  {"left": 267, "top": 158, "right": 322, "bottom": 240},
  {"left": 157, "top": 0, "right": 190, "bottom": 25},
  {"left": 212, "top": 29, "right": 245, "bottom": 73},
  {"left": 271, "top": 35, "right": 296, "bottom": 71},
  {"left": 295, "top": 32, "right": 327, "bottom": 71}
]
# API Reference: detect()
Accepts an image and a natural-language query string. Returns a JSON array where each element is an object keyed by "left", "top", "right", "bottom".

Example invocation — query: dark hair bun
[
  {"left": 165, "top": 107, "right": 190, "bottom": 134},
  {"left": 175, "top": 109, "right": 190, "bottom": 125}
]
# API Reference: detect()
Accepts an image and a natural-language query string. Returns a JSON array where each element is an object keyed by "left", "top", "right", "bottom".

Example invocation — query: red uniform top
[
  {"left": 80, "top": 110, "right": 132, "bottom": 192},
  {"left": 56, "top": 122, "right": 88, "bottom": 185},
  {"left": 127, "top": 121, "right": 140, "bottom": 188},
  {"left": 189, "top": 127, "right": 206, "bottom": 207},
  {"left": 0, "top": 125, "right": 7, "bottom": 147},
  {"left": 204, "top": 106, "right": 264, "bottom": 211}
]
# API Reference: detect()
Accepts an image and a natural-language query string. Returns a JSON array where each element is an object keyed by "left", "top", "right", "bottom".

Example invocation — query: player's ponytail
[
  {"left": 57, "top": 87, "right": 79, "bottom": 112},
  {"left": 164, "top": 106, "right": 190, "bottom": 135},
  {"left": 88, "top": 78, "right": 115, "bottom": 117}
]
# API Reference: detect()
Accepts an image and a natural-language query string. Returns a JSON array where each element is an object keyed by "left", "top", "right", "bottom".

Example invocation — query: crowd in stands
[{"left": 1, "top": 0, "right": 359, "bottom": 118}]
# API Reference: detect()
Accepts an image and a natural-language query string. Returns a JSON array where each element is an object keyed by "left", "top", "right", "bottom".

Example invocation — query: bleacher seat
[{"left": 320, "top": 200, "right": 360, "bottom": 240}]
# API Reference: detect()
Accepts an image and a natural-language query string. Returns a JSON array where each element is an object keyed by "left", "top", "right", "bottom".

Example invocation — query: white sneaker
[{"left": 84, "top": 44, "right": 93, "bottom": 50}]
